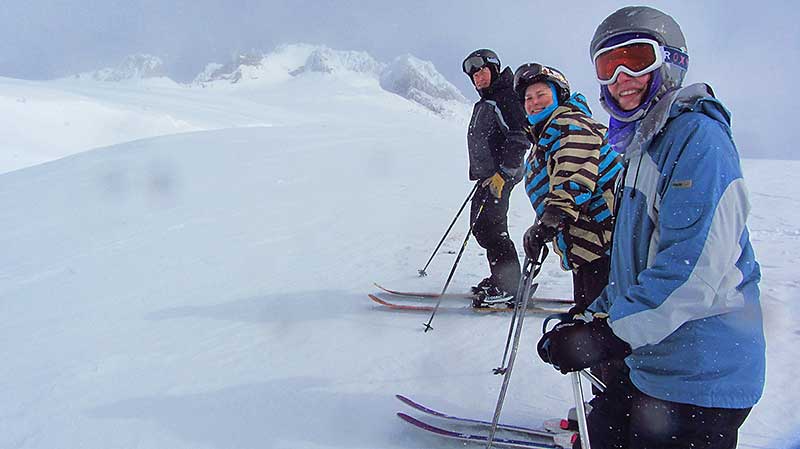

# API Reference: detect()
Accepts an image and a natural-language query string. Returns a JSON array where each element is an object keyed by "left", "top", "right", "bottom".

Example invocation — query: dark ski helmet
[
  {"left": 590, "top": 6, "right": 688, "bottom": 91},
  {"left": 513, "top": 63, "right": 570, "bottom": 104},
  {"left": 462, "top": 49, "right": 501, "bottom": 81}
]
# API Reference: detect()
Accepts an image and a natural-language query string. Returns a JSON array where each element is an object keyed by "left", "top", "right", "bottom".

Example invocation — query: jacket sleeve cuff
[
  {"left": 543, "top": 204, "right": 577, "bottom": 223},
  {"left": 498, "top": 165, "right": 521, "bottom": 181}
]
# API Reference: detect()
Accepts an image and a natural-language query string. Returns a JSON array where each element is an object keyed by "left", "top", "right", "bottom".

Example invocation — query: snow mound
[{"left": 380, "top": 54, "right": 469, "bottom": 118}]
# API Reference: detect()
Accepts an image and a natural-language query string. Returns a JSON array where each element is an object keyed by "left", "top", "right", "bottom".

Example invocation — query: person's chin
[{"left": 620, "top": 95, "right": 645, "bottom": 111}]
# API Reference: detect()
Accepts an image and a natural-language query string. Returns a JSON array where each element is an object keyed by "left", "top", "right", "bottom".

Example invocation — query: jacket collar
[
  {"left": 623, "top": 83, "right": 724, "bottom": 159},
  {"left": 529, "top": 93, "right": 593, "bottom": 139},
  {"left": 478, "top": 67, "right": 514, "bottom": 99}
]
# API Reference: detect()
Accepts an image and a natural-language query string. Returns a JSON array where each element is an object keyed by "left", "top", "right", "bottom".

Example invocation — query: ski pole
[
  {"left": 485, "top": 245, "right": 548, "bottom": 449},
  {"left": 418, "top": 183, "right": 479, "bottom": 277},
  {"left": 571, "top": 372, "right": 592, "bottom": 449},
  {"left": 581, "top": 369, "right": 606, "bottom": 393},
  {"left": 492, "top": 256, "right": 530, "bottom": 375},
  {"left": 422, "top": 191, "right": 488, "bottom": 332},
  {"left": 494, "top": 245, "right": 548, "bottom": 375}
]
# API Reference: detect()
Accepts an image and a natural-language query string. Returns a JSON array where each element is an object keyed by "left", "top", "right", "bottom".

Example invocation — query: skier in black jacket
[{"left": 462, "top": 49, "right": 529, "bottom": 307}]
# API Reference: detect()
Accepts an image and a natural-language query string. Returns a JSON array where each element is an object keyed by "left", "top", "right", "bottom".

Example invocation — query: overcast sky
[{"left": 1, "top": 0, "right": 796, "bottom": 159}]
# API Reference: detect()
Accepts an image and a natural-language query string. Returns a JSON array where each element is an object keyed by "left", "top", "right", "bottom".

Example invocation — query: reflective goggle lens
[
  {"left": 463, "top": 56, "right": 487, "bottom": 75},
  {"left": 513, "top": 63, "right": 544, "bottom": 88},
  {"left": 463, "top": 55, "right": 499, "bottom": 75},
  {"left": 593, "top": 40, "right": 661, "bottom": 84}
]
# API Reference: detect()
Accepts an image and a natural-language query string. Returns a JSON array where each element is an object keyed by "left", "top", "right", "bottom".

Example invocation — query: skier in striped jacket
[{"left": 513, "top": 63, "right": 623, "bottom": 314}]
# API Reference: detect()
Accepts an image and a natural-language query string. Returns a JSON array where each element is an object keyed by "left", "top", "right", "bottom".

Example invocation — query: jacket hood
[
  {"left": 545, "top": 92, "right": 593, "bottom": 123},
  {"left": 563, "top": 92, "right": 593, "bottom": 117},
  {"left": 668, "top": 85, "right": 730, "bottom": 127}
]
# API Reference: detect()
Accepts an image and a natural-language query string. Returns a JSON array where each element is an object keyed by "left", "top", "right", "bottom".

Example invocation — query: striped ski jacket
[{"left": 524, "top": 93, "right": 623, "bottom": 270}]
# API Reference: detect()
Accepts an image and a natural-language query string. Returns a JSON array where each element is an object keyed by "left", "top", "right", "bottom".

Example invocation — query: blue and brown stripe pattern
[{"left": 525, "top": 93, "right": 623, "bottom": 271}]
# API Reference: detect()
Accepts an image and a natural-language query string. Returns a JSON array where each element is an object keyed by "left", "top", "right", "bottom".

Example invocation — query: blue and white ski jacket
[{"left": 589, "top": 84, "right": 766, "bottom": 409}]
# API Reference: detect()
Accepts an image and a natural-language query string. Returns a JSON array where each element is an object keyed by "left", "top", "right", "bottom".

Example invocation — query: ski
[
  {"left": 367, "top": 294, "right": 567, "bottom": 314},
  {"left": 373, "top": 282, "right": 474, "bottom": 299},
  {"left": 397, "top": 412, "right": 572, "bottom": 449},
  {"left": 395, "top": 394, "right": 555, "bottom": 439},
  {"left": 373, "top": 282, "right": 573, "bottom": 304}
]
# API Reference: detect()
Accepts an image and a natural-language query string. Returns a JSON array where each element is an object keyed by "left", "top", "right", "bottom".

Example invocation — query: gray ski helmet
[
  {"left": 513, "top": 63, "right": 570, "bottom": 103},
  {"left": 590, "top": 6, "right": 688, "bottom": 90},
  {"left": 462, "top": 49, "right": 501, "bottom": 76}
]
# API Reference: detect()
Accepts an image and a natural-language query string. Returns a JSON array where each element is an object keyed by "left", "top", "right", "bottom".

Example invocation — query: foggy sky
[{"left": 1, "top": 0, "right": 796, "bottom": 159}]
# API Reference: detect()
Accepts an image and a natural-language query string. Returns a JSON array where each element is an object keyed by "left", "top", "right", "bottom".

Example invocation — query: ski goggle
[
  {"left": 463, "top": 55, "right": 499, "bottom": 76},
  {"left": 513, "top": 63, "right": 567, "bottom": 92},
  {"left": 513, "top": 63, "right": 546, "bottom": 91},
  {"left": 592, "top": 38, "right": 663, "bottom": 85}
]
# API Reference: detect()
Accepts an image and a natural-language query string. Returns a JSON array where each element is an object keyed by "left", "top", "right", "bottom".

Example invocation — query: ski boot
[
  {"left": 472, "top": 285, "right": 515, "bottom": 309},
  {"left": 470, "top": 277, "right": 496, "bottom": 296}
]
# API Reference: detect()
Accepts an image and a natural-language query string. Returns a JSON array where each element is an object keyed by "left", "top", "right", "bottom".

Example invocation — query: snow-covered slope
[
  {"left": 0, "top": 45, "right": 468, "bottom": 174},
  {"left": 0, "top": 60, "right": 798, "bottom": 449}
]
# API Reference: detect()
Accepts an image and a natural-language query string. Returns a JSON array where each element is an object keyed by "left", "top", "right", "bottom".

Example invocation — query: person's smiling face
[
  {"left": 608, "top": 72, "right": 652, "bottom": 111},
  {"left": 524, "top": 82, "right": 554, "bottom": 116}
]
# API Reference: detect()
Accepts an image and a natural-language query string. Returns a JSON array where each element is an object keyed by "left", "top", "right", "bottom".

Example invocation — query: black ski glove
[
  {"left": 537, "top": 316, "right": 632, "bottom": 374},
  {"left": 523, "top": 211, "right": 561, "bottom": 259}
]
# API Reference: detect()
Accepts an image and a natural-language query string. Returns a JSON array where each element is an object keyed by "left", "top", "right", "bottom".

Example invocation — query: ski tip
[
  {"left": 367, "top": 293, "right": 389, "bottom": 305},
  {"left": 397, "top": 412, "right": 430, "bottom": 429},
  {"left": 396, "top": 411, "right": 415, "bottom": 423},
  {"left": 395, "top": 394, "right": 416, "bottom": 408}
]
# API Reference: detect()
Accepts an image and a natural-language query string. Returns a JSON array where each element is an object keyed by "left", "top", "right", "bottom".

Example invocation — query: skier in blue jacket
[{"left": 536, "top": 6, "right": 766, "bottom": 449}]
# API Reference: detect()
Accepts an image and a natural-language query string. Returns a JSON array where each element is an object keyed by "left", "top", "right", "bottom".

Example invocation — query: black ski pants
[
  {"left": 572, "top": 255, "right": 610, "bottom": 314},
  {"left": 580, "top": 369, "right": 752, "bottom": 449},
  {"left": 470, "top": 183, "right": 520, "bottom": 294}
]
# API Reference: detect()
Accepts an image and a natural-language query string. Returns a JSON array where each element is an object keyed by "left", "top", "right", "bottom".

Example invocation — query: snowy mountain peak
[
  {"left": 193, "top": 50, "right": 270, "bottom": 85},
  {"left": 79, "top": 54, "right": 166, "bottom": 82},
  {"left": 66, "top": 45, "right": 468, "bottom": 118},
  {"left": 380, "top": 54, "right": 467, "bottom": 104},
  {"left": 292, "top": 47, "right": 384, "bottom": 76},
  {"left": 380, "top": 54, "right": 469, "bottom": 117},
  {"left": 191, "top": 45, "right": 466, "bottom": 117}
]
